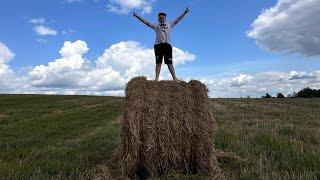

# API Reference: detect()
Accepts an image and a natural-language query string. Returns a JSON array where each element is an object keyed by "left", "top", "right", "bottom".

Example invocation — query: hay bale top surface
[{"left": 125, "top": 76, "right": 209, "bottom": 98}]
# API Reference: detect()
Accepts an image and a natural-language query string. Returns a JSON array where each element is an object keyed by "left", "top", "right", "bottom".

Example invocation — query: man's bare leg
[
  {"left": 167, "top": 64, "right": 178, "bottom": 80},
  {"left": 155, "top": 63, "right": 162, "bottom": 81}
]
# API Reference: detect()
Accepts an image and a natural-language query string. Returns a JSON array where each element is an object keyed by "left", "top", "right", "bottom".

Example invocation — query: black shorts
[{"left": 154, "top": 43, "right": 173, "bottom": 64}]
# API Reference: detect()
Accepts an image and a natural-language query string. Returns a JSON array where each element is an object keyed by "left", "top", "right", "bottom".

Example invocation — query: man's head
[{"left": 158, "top": 12, "right": 167, "bottom": 24}]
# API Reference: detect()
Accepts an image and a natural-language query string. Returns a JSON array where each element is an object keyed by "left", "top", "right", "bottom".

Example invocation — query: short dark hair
[{"left": 158, "top": 12, "right": 167, "bottom": 17}]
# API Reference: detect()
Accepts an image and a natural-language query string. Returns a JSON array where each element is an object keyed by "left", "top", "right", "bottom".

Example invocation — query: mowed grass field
[{"left": 0, "top": 95, "right": 319, "bottom": 179}]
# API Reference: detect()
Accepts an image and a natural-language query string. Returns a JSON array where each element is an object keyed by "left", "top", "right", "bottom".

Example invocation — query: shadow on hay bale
[{"left": 118, "top": 76, "right": 221, "bottom": 179}]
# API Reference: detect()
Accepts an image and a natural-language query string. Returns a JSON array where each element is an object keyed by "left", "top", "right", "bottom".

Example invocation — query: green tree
[
  {"left": 262, "top": 93, "right": 272, "bottom": 98},
  {"left": 276, "top": 93, "right": 285, "bottom": 98},
  {"left": 297, "top": 87, "right": 320, "bottom": 98}
]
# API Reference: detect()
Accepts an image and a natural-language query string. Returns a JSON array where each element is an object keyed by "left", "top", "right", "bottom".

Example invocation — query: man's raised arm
[
  {"left": 133, "top": 12, "right": 155, "bottom": 29},
  {"left": 171, "top": 7, "right": 190, "bottom": 28}
]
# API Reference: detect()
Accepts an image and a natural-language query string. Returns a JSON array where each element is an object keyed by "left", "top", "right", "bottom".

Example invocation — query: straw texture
[{"left": 118, "top": 76, "right": 221, "bottom": 179}]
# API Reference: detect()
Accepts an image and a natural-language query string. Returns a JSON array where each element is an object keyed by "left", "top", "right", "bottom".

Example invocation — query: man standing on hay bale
[{"left": 133, "top": 7, "right": 190, "bottom": 82}]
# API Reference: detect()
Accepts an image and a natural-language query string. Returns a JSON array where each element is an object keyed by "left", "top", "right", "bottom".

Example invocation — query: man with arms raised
[{"left": 133, "top": 7, "right": 190, "bottom": 81}]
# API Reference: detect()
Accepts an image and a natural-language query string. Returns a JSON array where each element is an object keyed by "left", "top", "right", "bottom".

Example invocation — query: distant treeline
[{"left": 262, "top": 87, "right": 320, "bottom": 98}]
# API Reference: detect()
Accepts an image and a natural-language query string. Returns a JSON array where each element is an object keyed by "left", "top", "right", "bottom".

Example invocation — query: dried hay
[{"left": 117, "top": 76, "right": 222, "bottom": 179}]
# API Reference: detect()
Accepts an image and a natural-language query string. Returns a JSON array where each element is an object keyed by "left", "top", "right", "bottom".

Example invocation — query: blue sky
[{"left": 0, "top": 0, "right": 320, "bottom": 97}]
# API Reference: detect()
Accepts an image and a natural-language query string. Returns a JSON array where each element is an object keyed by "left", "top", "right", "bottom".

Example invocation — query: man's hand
[
  {"left": 131, "top": 11, "right": 137, "bottom": 17},
  {"left": 185, "top": 7, "right": 190, "bottom": 13},
  {"left": 171, "top": 7, "right": 190, "bottom": 28}
]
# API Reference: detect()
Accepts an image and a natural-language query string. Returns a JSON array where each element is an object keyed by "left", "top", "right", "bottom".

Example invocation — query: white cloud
[
  {"left": 289, "top": 70, "right": 317, "bottom": 80},
  {"left": 27, "top": 40, "right": 195, "bottom": 94},
  {"left": 4, "top": 39, "right": 320, "bottom": 98},
  {"left": 28, "top": 18, "right": 57, "bottom": 38},
  {"left": 0, "top": 42, "right": 19, "bottom": 91},
  {"left": 62, "top": 29, "right": 74, "bottom": 34},
  {"left": 96, "top": 41, "right": 195, "bottom": 80},
  {"left": 29, "top": 18, "right": 46, "bottom": 24},
  {"left": 231, "top": 74, "right": 253, "bottom": 87},
  {"left": 0, "top": 42, "right": 14, "bottom": 78},
  {"left": 202, "top": 70, "right": 320, "bottom": 98},
  {"left": 33, "top": 25, "right": 58, "bottom": 36},
  {"left": 62, "top": 0, "right": 154, "bottom": 14},
  {"left": 0, "top": 42, "right": 15, "bottom": 81},
  {"left": 247, "top": 0, "right": 320, "bottom": 56},
  {"left": 28, "top": 40, "right": 125, "bottom": 90},
  {"left": 0, "top": 42, "right": 15, "bottom": 64},
  {"left": 59, "top": 40, "right": 89, "bottom": 58},
  {"left": 29, "top": 18, "right": 72, "bottom": 37},
  {"left": 107, "top": 0, "right": 154, "bottom": 14}
]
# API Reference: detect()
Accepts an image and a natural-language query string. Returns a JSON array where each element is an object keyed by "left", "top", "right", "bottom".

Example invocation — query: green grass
[
  {"left": 0, "top": 95, "right": 124, "bottom": 179},
  {"left": 213, "top": 98, "right": 320, "bottom": 180},
  {"left": 0, "top": 95, "right": 319, "bottom": 179}
]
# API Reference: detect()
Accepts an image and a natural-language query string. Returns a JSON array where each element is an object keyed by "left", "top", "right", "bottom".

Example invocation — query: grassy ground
[
  {"left": 0, "top": 95, "right": 319, "bottom": 179},
  {"left": 213, "top": 98, "right": 320, "bottom": 180}
]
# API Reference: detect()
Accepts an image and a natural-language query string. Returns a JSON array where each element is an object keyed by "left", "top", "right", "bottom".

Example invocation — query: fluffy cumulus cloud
[
  {"left": 247, "top": 0, "right": 320, "bottom": 56},
  {"left": 0, "top": 43, "right": 14, "bottom": 81},
  {"left": 0, "top": 42, "right": 15, "bottom": 64},
  {"left": 0, "top": 42, "right": 18, "bottom": 91},
  {"left": 107, "top": 0, "right": 154, "bottom": 14},
  {"left": 202, "top": 70, "right": 320, "bottom": 98},
  {"left": 3, "top": 39, "right": 320, "bottom": 97},
  {"left": 28, "top": 40, "right": 125, "bottom": 91},
  {"left": 231, "top": 74, "right": 253, "bottom": 87},
  {"left": 26, "top": 40, "right": 195, "bottom": 95},
  {"left": 96, "top": 41, "right": 195, "bottom": 80}
]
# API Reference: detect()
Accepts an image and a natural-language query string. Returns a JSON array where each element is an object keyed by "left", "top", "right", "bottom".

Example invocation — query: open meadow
[{"left": 0, "top": 95, "right": 319, "bottom": 179}]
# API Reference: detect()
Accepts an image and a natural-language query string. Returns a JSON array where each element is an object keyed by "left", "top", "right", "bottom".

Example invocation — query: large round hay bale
[{"left": 118, "top": 76, "right": 221, "bottom": 178}]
